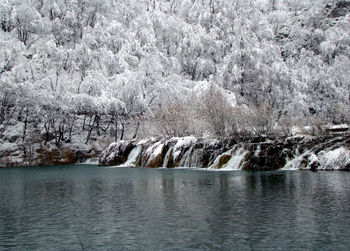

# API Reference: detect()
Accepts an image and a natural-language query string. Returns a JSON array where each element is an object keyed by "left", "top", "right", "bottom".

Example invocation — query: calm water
[{"left": 0, "top": 165, "right": 349, "bottom": 250}]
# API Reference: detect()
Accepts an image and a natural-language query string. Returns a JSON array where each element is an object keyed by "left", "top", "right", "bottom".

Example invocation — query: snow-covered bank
[
  {"left": 99, "top": 134, "right": 350, "bottom": 171},
  {"left": 0, "top": 143, "right": 100, "bottom": 168}
]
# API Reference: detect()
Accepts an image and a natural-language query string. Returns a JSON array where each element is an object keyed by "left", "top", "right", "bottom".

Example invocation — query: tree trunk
[
  {"left": 85, "top": 115, "right": 95, "bottom": 144},
  {"left": 272, "top": 0, "right": 277, "bottom": 11},
  {"left": 114, "top": 114, "right": 118, "bottom": 142},
  {"left": 132, "top": 121, "right": 140, "bottom": 139},
  {"left": 22, "top": 108, "right": 29, "bottom": 143},
  {"left": 68, "top": 114, "right": 76, "bottom": 142},
  {"left": 83, "top": 113, "right": 86, "bottom": 131},
  {"left": 120, "top": 122, "right": 125, "bottom": 141},
  {"left": 95, "top": 114, "right": 100, "bottom": 136},
  {"left": 44, "top": 121, "right": 50, "bottom": 145}
]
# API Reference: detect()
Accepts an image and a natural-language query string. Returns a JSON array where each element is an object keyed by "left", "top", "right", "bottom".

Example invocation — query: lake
[{"left": 0, "top": 165, "right": 349, "bottom": 250}]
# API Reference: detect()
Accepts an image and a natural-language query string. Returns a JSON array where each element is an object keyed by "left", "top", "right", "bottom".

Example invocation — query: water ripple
[{"left": 0, "top": 166, "right": 349, "bottom": 250}]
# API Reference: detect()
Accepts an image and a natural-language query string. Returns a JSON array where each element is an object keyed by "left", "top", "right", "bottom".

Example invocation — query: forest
[{"left": 0, "top": 0, "right": 349, "bottom": 165}]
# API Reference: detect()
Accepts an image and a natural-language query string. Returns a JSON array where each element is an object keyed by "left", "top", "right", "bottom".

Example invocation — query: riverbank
[
  {"left": 1, "top": 132, "right": 349, "bottom": 170},
  {"left": 99, "top": 133, "right": 350, "bottom": 171},
  {"left": 0, "top": 143, "right": 100, "bottom": 167}
]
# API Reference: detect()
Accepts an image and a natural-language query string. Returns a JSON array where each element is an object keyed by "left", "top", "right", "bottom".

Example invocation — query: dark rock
[
  {"left": 146, "top": 152, "right": 164, "bottom": 168},
  {"left": 8, "top": 135, "right": 20, "bottom": 143},
  {"left": 309, "top": 160, "right": 320, "bottom": 171},
  {"left": 36, "top": 148, "right": 77, "bottom": 166},
  {"left": 217, "top": 154, "right": 231, "bottom": 169},
  {"left": 75, "top": 150, "right": 92, "bottom": 163},
  {"left": 99, "top": 140, "right": 136, "bottom": 166},
  {"left": 99, "top": 134, "right": 350, "bottom": 171}
]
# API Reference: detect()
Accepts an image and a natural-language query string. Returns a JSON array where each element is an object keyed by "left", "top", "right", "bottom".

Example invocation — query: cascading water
[
  {"left": 120, "top": 145, "right": 143, "bottom": 167},
  {"left": 99, "top": 135, "right": 350, "bottom": 171},
  {"left": 81, "top": 157, "right": 99, "bottom": 165},
  {"left": 162, "top": 145, "right": 174, "bottom": 168},
  {"left": 181, "top": 146, "right": 194, "bottom": 167},
  {"left": 190, "top": 149, "right": 203, "bottom": 168},
  {"left": 222, "top": 147, "right": 248, "bottom": 170}
]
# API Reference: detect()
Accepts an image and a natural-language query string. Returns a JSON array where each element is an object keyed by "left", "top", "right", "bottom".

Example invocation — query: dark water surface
[{"left": 0, "top": 165, "right": 349, "bottom": 250}]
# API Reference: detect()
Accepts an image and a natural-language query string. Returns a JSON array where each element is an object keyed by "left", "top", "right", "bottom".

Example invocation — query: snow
[
  {"left": 282, "top": 150, "right": 311, "bottom": 170},
  {"left": 291, "top": 126, "right": 312, "bottom": 137},
  {"left": 323, "top": 124, "right": 350, "bottom": 132},
  {"left": 208, "top": 139, "right": 220, "bottom": 147},
  {"left": 81, "top": 158, "right": 99, "bottom": 165},
  {"left": 146, "top": 141, "right": 163, "bottom": 157},
  {"left": 283, "top": 147, "right": 350, "bottom": 170},
  {"left": 100, "top": 141, "right": 130, "bottom": 164},
  {"left": 2, "top": 0, "right": 350, "bottom": 166},
  {"left": 2, "top": 123, "right": 23, "bottom": 140},
  {"left": 145, "top": 141, "right": 164, "bottom": 166},
  {"left": 308, "top": 153, "right": 319, "bottom": 165},
  {"left": 192, "top": 82, "right": 237, "bottom": 108},
  {"left": 192, "top": 81, "right": 211, "bottom": 95},
  {"left": 291, "top": 124, "right": 350, "bottom": 137},
  {"left": 208, "top": 149, "right": 233, "bottom": 169},
  {"left": 137, "top": 138, "right": 154, "bottom": 145},
  {"left": 0, "top": 141, "right": 18, "bottom": 152},
  {"left": 318, "top": 147, "right": 350, "bottom": 170},
  {"left": 172, "top": 136, "right": 197, "bottom": 161},
  {"left": 326, "top": 124, "right": 349, "bottom": 130}
]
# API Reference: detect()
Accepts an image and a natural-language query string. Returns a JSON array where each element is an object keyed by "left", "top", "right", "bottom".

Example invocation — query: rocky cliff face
[
  {"left": 99, "top": 134, "right": 350, "bottom": 171},
  {"left": 0, "top": 145, "right": 99, "bottom": 167}
]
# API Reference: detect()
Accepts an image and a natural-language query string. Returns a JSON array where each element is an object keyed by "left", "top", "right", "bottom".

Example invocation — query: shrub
[
  {"left": 152, "top": 102, "right": 201, "bottom": 137},
  {"left": 197, "top": 88, "right": 237, "bottom": 137},
  {"left": 238, "top": 104, "right": 277, "bottom": 138}
]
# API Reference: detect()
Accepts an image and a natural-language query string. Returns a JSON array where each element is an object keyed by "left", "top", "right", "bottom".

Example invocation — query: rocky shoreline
[
  {"left": 1, "top": 133, "right": 349, "bottom": 170},
  {"left": 99, "top": 134, "right": 350, "bottom": 171},
  {"left": 0, "top": 146, "right": 99, "bottom": 168}
]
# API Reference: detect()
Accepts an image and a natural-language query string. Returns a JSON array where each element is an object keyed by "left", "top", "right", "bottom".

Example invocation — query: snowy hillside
[{"left": 0, "top": 0, "right": 350, "bottom": 166}]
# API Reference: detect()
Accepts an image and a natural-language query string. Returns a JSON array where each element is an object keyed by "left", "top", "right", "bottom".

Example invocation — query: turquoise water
[{"left": 0, "top": 165, "right": 349, "bottom": 250}]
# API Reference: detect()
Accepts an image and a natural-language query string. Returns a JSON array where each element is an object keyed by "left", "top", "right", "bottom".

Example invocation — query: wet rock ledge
[{"left": 99, "top": 134, "right": 350, "bottom": 171}]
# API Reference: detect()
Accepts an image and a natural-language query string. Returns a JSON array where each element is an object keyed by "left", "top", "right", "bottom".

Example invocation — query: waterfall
[
  {"left": 162, "top": 145, "right": 174, "bottom": 168},
  {"left": 190, "top": 149, "right": 203, "bottom": 168},
  {"left": 144, "top": 141, "right": 164, "bottom": 167},
  {"left": 99, "top": 135, "right": 350, "bottom": 171},
  {"left": 222, "top": 147, "right": 248, "bottom": 170},
  {"left": 180, "top": 146, "right": 194, "bottom": 167},
  {"left": 120, "top": 145, "right": 143, "bottom": 167},
  {"left": 81, "top": 157, "right": 99, "bottom": 165},
  {"left": 254, "top": 144, "right": 261, "bottom": 157},
  {"left": 172, "top": 136, "right": 197, "bottom": 161},
  {"left": 282, "top": 147, "right": 311, "bottom": 170}
]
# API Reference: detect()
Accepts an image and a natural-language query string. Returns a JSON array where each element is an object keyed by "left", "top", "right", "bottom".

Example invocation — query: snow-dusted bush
[
  {"left": 152, "top": 102, "right": 201, "bottom": 138},
  {"left": 197, "top": 87, "right": 238, "bottom": 137},
  {"left": 236, "top": 104, "right": 277, "bottom": 138}
]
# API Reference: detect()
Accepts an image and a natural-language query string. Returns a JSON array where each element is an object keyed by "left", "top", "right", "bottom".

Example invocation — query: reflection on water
[{"left": 0, "top": 166, "right": 349, "bottom": 250}]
